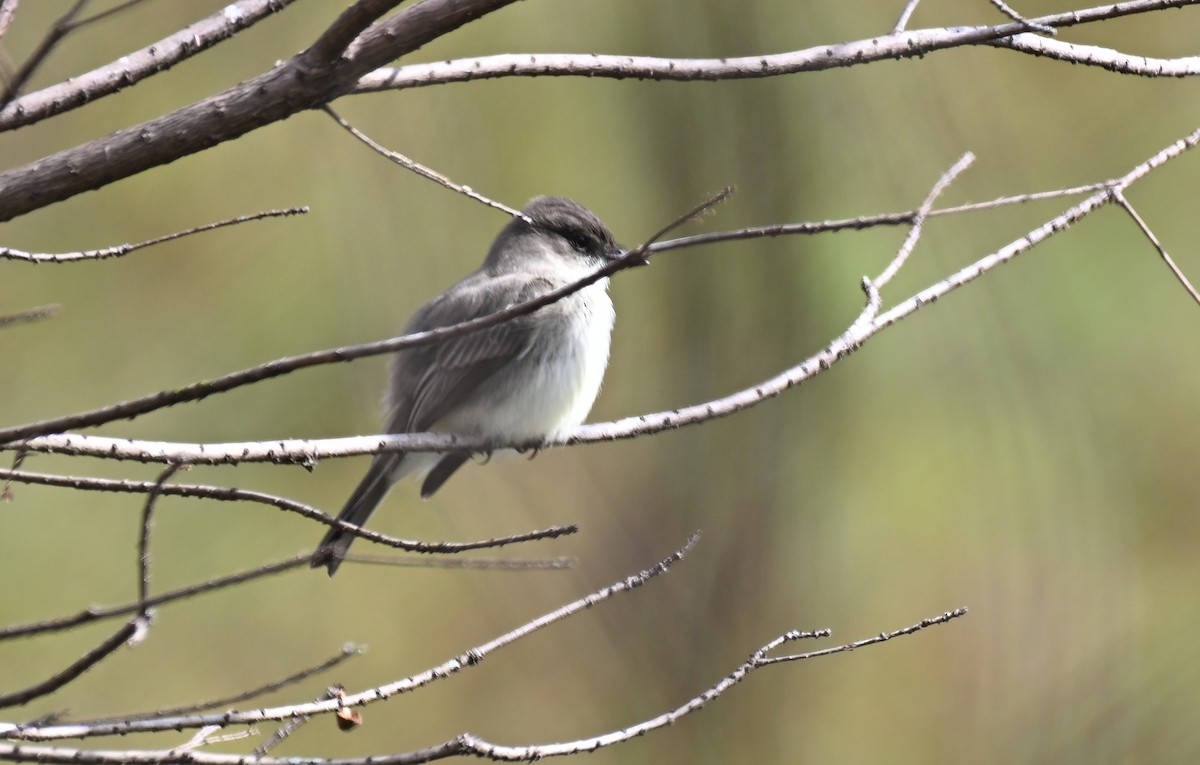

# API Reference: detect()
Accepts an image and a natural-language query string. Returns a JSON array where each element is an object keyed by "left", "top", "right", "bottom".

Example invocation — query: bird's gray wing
[{"left": 387, "top": 273, "right": 554, "bottom": 434}]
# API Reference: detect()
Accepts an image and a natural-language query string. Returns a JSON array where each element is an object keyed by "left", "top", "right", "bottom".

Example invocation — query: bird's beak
[{"left": 615, "top": 246, "right": 650, "bottom": 267}]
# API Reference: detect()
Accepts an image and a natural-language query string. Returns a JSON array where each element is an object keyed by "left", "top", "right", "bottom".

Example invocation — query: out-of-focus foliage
[{"left": 2, "top": 1, "right": 1199, "bottom": 763}]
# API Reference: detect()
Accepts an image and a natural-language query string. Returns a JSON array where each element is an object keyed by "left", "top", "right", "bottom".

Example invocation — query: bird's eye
[{"left": 564, "top": 233, "right": 593, "bottom": 253}]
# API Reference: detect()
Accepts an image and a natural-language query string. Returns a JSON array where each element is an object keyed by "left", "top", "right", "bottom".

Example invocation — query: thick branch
[
  {"left": 0, "top": 0, "right": 299, "bottom": 132},
  {"left": 0, "top": 0, "right": 520, "bottom": 222},
  {"left": 306, "top": 0, "right": 405, "bottom": 63}
]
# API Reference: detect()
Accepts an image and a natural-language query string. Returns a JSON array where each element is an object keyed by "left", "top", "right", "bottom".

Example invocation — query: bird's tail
[{"left": 314, "top": 452, "right": 404, "bottom": 576}]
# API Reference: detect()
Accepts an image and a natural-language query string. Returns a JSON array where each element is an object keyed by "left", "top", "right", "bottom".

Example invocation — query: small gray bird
[{"left": 315, "top": 196, "right": 623, "bottom": 575}]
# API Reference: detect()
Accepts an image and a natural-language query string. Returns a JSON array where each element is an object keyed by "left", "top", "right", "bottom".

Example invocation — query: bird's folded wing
[{"left": 391, "top": 274, "right": 556, "bottom": 433}]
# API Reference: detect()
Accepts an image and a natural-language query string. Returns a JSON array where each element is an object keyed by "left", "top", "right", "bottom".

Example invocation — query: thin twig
[
  {"left": 0, "top": 0, "right": 85, "bottom": 108},
  {"left": 174, "top": 726, "right": 223, "bottom": 753},
  {"left": 835, "top": 148, "right": 974, "bottom": 340},
  {"left": 988, "top": 0, "right": 1057, "bottom": 34},
  {"left": 346, "top": 552, "right": 573, "bottom": 570},
  {"left": 892, "top": 0, "right": 923, "bottom": 32},
  {"left": 174, "top": 725, "right": 258, "bottom": 751},
  {"left": 323, "top": 106, "right": 528, "bottom": 221},
  {"left": 253, "top": 713, "right": 308, "bottom": 756},
  {"left": 758, "top": 607, "right": 968, "bottom": 665},
  {"left": 877, "top": 151, "right": 974, "bottom": 290},
  {"left": 0, "top": 520, "right": 574, "bottom": 642},
  {"left": 635, "top": 187, "right": 734, "bottom": 263},
  {"left": 64, "top": 646, "right": 363, "bottom": 725},
  {"left": 0, "top": 466, "right": 579, "bottom": 554},
  {"left": 844, "top": 153, "right": 975, "bottom": 340},
  {"left": 929, "top": 183, "right": 1109, "bottom": 215},
  {"left": 0, "top": 207, "right": 308, "bottom": 263},
  {"left": 0, "top": 619, "right": 139, "bottom": 708},
  {"left": 0, "top": 450, "right": 26, "bottom": 501},
  {"left": 138, "top": 465, "right": 181, "bottom": 609},
  {"left": 64, "top": 0, "right": 151, "bottom": 31},
  {"left": 623, "top": 183, "right": 1108, "bottom": 254},
  {"left": 0, "top": 182, "right": 1100, "bottom": 271},
  {"left": 1111, "top": 188, "right": 1200, "bottom": 306},
  {"left": 0, "top": 304, "right": 59, "bottom": 328},
  {"left": 253, "top": 686, "right": 344, "bottom": 756},
  {"left": 0, "top": 554, "right": 314, "bottom": 640}
]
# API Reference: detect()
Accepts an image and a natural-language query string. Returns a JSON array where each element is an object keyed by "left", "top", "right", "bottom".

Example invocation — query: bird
[{"left": 314, "top": 196, "right": 624, "bottom": 575}]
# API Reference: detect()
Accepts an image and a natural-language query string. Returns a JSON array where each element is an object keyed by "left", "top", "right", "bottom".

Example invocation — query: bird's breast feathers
[{"left": 434, "top": 279, "right": 614, "bottom": 443}]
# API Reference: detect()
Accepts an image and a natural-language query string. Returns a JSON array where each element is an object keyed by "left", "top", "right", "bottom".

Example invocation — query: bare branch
[
  {"left": 989, "top": 33, "right": 1200, "bottom": 77},
  {"left": 5, "top": 432, "right": 477, "bottom": 464},
  {"left": 64, "top": 0, "right": 154, "bottom": 32},
  {"left": 891, "top": 0, "right": 924, "bottom": 33},
  {"left": 137, "top": 465, "right": 180, "bottom": 609},
  {"left": 173, "top": 725, "right": 258, "bottom": 753},
  {"left": 637, "top": 187, "right": 734, "bottom": 256},
  {"left": 648, "top": 183, "right": 1109, "bottom": 255},
  {"left": 758, "top": 607, "right": 968, "bottom": 665},
  {"left": 0, "top": 0, "right": 86, "bottom": 109},
  {"left": 0, "top": 0, "right": 302, "bottom": 132},
  {"left": 346, "top": 552, "right": 574, "bottom": 570},
  {"left": 0, "top": 554, "right": 313, "bottom": 640},
  {"left": 0, "top": 303, "right": 59, "bottom": 328},
  {"left": 305, "top": 0, "right": 405, "bottom": 64},
  {"left": 0, "top": 207, "right": 308, "bottom": 264},
  {"left": 926, "top": 183, "right": 1110, "bottom": 216},
  {"left": 354, "top": 0, "right": 1199, "bottom": 93},
  {"left": 987, "top": 0, "right": 1057, "bottom": 34},
  {"left": 0, "top": 467, "right": 579, "bottom": 555},
  {"left": 0, "top": 618, "right": 142, "bottom": 709},
  {"left": 252, "top": 686, "right": 343, "bottom": 756},
  {"left": 324, "top": 106, "right": 527, "bottom": 220},
  {"left": 876, "top": 152, "right": 974, "bottom": 291},
  {"left": 1111, "top": 188, "right": 1200, "bottom": 306},
  {"left": 65, "top": 646, "right": 362, "bottom": 725},
  {"left": 174, "top": 725, "right": 222, "bottom": 753},
  {"left": 843, "top": 152, "right": 972, "bottom": 343}
]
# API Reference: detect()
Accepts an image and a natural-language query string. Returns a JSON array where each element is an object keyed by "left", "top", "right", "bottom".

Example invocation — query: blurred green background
[{"left": 3, "top": 1, "right": 1200, "bottom": 762}]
